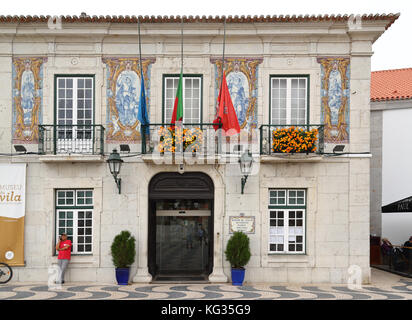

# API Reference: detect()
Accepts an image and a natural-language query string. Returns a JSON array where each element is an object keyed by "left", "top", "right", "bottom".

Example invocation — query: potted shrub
[
  {"left": 225, "top": 231, "right": 251, "bottom": 286},
  {"left": 111, "top": 230, "right": 136, "bottom": 285}
]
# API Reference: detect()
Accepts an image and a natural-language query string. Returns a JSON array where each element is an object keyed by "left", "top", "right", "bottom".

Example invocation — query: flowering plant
[
  {"left": 158, "top": 126, "right": 203, "bottom": 153},
  {"left": 272, "top": 126, "right": 318, "bottom": 153}
]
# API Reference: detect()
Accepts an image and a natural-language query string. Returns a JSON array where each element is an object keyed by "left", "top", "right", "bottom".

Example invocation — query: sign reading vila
[
  {"left": 0, "top": 164, "right": 26, "bottom": 266},
  {"left": 229, "top": 216, "right": 255, "bottom": 234}
]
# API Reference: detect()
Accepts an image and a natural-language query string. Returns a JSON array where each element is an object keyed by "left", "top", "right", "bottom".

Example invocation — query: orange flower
[
  {"left": 158, "top": 127, "right": 203, "bottom": 153},
  {"left": 272, "top": 127, "right": 318, "bottom": 153}
]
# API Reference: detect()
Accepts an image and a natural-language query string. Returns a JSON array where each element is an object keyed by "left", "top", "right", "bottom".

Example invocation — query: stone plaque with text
[{"left": 229, "top": 216, "right": 255, "bottom": 234}]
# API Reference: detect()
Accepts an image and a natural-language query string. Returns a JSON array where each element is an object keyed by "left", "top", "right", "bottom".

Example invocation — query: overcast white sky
[{"left": 2, "top": 0, "right": 411, "bottom": 71}]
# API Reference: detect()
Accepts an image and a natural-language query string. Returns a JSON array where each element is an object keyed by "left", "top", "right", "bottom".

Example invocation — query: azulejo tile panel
[
  {"left": 103, "top": 57, "right": 156, "bottom": 143},
  {"left": 318, "top": 57, "right": 350, "bottom": 144},
  {"left": 12, "top": 57, "right": 47, "bottom": 143},
  {"left": 211, "top": 57, "right": 263, "bottom": 130}
]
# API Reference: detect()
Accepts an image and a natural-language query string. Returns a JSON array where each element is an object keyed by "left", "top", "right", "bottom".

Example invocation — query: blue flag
[{"left": 137, "top": 78, "right": 150, "bottom": 135}]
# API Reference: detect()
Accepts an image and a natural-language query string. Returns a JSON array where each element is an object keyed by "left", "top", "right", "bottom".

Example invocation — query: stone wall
[{"left": 5, "top": 157, "right": 371, "bottom": 284}]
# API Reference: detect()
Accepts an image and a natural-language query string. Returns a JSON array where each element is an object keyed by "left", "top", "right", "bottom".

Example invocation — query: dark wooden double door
[{"left": 148, "top": 172, "right": 214, "bottom": 280}]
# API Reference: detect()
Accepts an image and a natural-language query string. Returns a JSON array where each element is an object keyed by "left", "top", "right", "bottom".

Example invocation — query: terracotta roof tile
[
  {"left": 371, "top": 68, "right": 412, "bottom": 102},
  {"left": 0, "top": 13, "right": 400, "bottom": 29}
]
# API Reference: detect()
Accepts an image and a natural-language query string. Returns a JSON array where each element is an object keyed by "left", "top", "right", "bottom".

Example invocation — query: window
[
  {"left": 56, "top": 76, "right": 94, "bottom": 127},
  {"left": 55, "top": 76, "right": 94, "bottom": 152},
  {"left": 268, "top": 189, "right": 306, "bottom": 254},
  {"left": 163, "top": 75, "right": 202, "bottom": 124},
  {"left": 270, "top": 76, "right": 308, "bottom": 125},
  {"left": 55, "top": 189, "right": 93, "bottom": 255}
]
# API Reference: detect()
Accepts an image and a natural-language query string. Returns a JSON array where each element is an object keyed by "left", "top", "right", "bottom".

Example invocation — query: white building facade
[
  {"left": 0, "top": 14, "right": 398, "bottom": 284},
  {"left": 370, "top": 68, "right": 412, "bottom": 245}
]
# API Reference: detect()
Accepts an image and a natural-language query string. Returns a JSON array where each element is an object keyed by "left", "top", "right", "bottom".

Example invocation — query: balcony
[
  {"left": 138, "top": 123, "right": 325, "bottom": 163},
  {"left": 140, "top": 123, "right": 225, "bottom": 162},
  {"left": 38, "top": 124, "right": 105, "bottom": 162},
  {"left": 259, "top": 124, "right": 324, "bottom": 161}
]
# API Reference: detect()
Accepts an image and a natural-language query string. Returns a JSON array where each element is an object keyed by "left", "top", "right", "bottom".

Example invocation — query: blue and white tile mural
[
  {"left": 103, "top": 57, "right": 155, "bottom": 142},
  {"left": 318, "top": 57, "right": 350, "bottom": 144},
  {"left": 211, "top": 57, "right": 263, "bottom": 130},
  {"left": 227, "top": 72, "right": 249, "bottom": 126},
  {"left": 115, "top": 67, "right": 140, "bottom": 127},
  {"left": 12, "top": 57, "right": 47, "bottom": 143}
]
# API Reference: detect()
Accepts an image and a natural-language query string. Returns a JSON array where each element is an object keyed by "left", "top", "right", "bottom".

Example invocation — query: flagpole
[
  {"left": 179, "top": 15, "right": 183, "bottom": 126},
  {"left": 221, "top": 16, "right": 226, "bottom": 86},
  {"left": 213, "top": 17, "right": 240, "bottom": 140},
  {"left": 138, "top": 16, "right": 144, "bottom": 79},
  {"left": 176, "top": 16, "right": 184, "bottom": 159},
  {"left": 138, "top": 16, "right": 147, "bottom": 153},
  {"left": 181, "top": 16, "right": 184, "bottom": 74},
  {"left": 218, "top": 17, "right": 226, "bottom": 122},
  {"left": 170, "top": 17, "right": 184, "bottom": 127},
  {"left": 218, "top": 17, "right": 227, "bottom": 151}
]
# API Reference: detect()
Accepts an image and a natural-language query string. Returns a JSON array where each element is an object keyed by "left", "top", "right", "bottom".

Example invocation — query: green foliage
[
  {"left": 225, "top": 231, "right": 251, "bottom": 269},
  {"left": 110, "top": 230, "right": 136, "bottom": 268}
]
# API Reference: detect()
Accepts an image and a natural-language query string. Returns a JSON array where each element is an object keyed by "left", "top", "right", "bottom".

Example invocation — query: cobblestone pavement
[{"left": 0, "top": 269, "right": 411, "bottom": 300}]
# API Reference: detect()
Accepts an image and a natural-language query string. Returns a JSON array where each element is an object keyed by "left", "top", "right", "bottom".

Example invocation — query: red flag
[{"left": 213, "top": 73, "right": 240, "bottom": 136}]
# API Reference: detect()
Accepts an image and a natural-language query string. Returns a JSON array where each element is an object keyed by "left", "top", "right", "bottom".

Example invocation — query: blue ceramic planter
[
  {"left": 231, "top": 268, "right": 245, "bottom": 286},
  {"left": 115, "top": 268, "right": 130, "bottom": 285}
]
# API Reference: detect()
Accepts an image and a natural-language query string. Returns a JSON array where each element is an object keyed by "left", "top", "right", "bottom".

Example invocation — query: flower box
[
  {"left": 272, "top": 126, "right": 318, "bottom": 153},
  {"left": 158, "top": 126, "right": 203, "bottom": 153}
]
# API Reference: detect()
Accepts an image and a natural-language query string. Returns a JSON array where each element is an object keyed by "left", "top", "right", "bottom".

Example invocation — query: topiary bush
[
  {"left": 111, "top": 230, "right": 136, "bottom": 268},
  {"left": 225, "top": 231, "right": 251, "bottom": 269}
]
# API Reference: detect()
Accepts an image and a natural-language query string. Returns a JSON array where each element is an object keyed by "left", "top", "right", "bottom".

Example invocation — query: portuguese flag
[{"left": 171, "top": 72, "right": 183, "bottom": 124}]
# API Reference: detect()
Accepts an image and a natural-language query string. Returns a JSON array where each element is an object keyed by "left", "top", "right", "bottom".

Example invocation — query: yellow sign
[{"left": 0, "top": 164, "right": 26, "bottom": 266}]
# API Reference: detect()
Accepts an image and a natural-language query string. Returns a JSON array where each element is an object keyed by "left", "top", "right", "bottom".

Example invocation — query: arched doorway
[{"left": 148, "top": 172, "right": 214, "bottom": 281}]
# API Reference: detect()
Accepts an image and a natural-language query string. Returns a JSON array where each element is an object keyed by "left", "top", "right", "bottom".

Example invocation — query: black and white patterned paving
[{"left": 1, "top": 270, "right": 411, "bottom": 300}]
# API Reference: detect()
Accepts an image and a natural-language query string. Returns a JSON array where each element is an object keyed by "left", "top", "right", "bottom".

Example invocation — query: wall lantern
[
  {"left": 239, "top": 150, "right": 253, "bottom": 194},
  {"left": 107, "top": 149, "right": 123, "bottom": 194}
]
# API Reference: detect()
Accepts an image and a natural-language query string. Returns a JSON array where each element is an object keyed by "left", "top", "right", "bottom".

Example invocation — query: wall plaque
[{"left": 229, "top": 216, "right": 255, "bottom": 234}]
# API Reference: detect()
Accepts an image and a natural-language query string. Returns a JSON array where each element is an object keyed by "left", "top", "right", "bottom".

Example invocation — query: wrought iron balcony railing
[
  {"left": 259, "top": 124, "right": 325, "bottom": 155},
  {"left": 38, "top": 124, "right": 105, "bottom": 155},
  {"left": 141, "top": 123, "right": 223, "bottom": 155}
]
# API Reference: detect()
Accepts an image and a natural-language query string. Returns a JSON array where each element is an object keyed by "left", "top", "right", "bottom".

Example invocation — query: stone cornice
[{"left": 0, "top": 13, "right": 400, "bottom": 28}]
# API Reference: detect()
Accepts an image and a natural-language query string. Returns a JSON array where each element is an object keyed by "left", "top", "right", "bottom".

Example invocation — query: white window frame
[
  {"left": 56, "top": 76, "right": 94, "bottom": 153},
  {"left": 55, "top": 189, "right": 93, "bottom": 255},
  {"left": 268, "top": 189, "right": 306, "bottom": 254},
  {"left": 270, "top": 77, "right": 308, "bottom": 125},
  {"left": 163, "top": 75, "right": 202, "bottom": 124},
  {"left": 55, "top": 190, "right": 75, "bottom": 207},
  {"left": 56, "top": 76, "right": 94, "bottom": 126}
]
